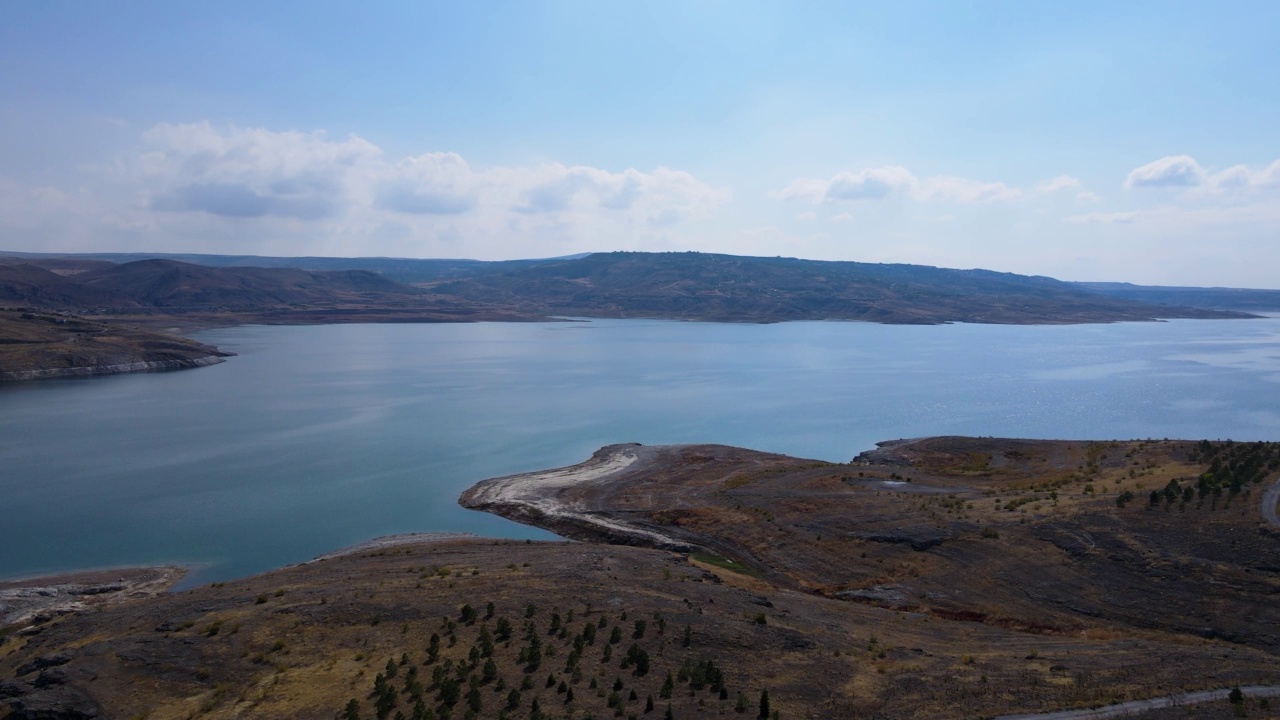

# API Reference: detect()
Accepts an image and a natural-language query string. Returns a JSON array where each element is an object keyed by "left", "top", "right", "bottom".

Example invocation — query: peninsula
[{"left": 4, "top": 436, "right": 1279, "bottom": 719}]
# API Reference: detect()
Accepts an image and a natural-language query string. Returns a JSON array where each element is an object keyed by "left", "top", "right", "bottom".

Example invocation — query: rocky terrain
[
  {"left": 4, "top": 437, "right": 1280, "bottom": 719},
  {"left": 465, "top": 438, "right": 1280, "bottom": 653},
  {"left": 0, "top": 310, "right": 231, "bottom": 381},
  {"left": 0, "top": 568, "right": 186, "bottom": 628}
]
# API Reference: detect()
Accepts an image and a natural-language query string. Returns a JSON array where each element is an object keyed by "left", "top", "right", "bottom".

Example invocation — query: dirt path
[
  {"left": 1261, "top": 477, "right": 1280, "bottom": 526},
  {"left": 993, "top": 685, "right": 1280, "bottom": 720}
]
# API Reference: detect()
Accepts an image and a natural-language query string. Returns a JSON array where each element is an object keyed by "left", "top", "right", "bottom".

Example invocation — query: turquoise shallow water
[{"left": 3, "top": 317, "right": 1280, "bottom": 585}]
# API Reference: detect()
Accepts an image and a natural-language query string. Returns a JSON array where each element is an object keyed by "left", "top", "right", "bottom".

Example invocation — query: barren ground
[{"left": 5, "top": 436, "right": 1280, "bottom": 719}]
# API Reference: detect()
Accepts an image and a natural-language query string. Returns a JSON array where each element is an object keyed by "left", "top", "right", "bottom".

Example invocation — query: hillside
[
  {"left": 1075, "top": 281, "right": 1280, "bottom": 313},
  {"left": 4, "top": 250, "right": 1259, "bottom": 324},
  {"left": 0, "top": 258, "right": 544, "bottom": 380},
  {"left": 5, "top": 436, "right": 1280, "bottom": 719},
  {"left": 0, "top": 251, "right": 1262, "bottom": 380},
  {"left": 0, "top": 309, "right": 230, "bottom": 380},
  {"left": 0, "top": 264, "right": 138, "bottom": 311},
  {"left": 430, "top": 252, "right": 1249, "bottom": 324},
  {"left": 1, "top": 251, "right": 571, "bottom": 285}
]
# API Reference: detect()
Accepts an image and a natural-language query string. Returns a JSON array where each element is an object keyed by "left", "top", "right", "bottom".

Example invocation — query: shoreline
[
  {"left": 307, "top": 531, "right": 488, "bottom": 562},
  {"left": 0, "top": 354, "right": 226, "bottom": 382},
  {"left": 459, "top": 443, "right": 696, "bottom": 551},
  {"left": 4, "top": 311, "right": 1275, "bottom": 384},
  {"left": 0, "top": 565, "right": 187, "bottom": 630}
]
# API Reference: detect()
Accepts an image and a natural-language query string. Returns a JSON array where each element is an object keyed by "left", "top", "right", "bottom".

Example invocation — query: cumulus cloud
[
  {"left": 1122, "top": 155, "right": 1280, "bottom": 197},
  {"left": 377, "top": 153, "right": 477, "bottom": 215},
  {"left": 137, "top": 122, "right": 380, "bottom": 220},
  {"left": 914, "top": 175, "right": 1021, "bottom": 203},
  {"left": 772, "top": 166, "right": 1019, "bottom": 205},
  {"left": 61, "top": 122, "right": 730, "bottom": 257},
  {"left": 507, "top": 165, "right": 726, "bottom": 224},
  {"left": 1204, "top": 159, "right": 1280, "bottom": 193},
  {"left": 1124, "top": 155, "right": 1205, "bottom": 189},
  {"left": 824, "top": 166, "right": 915, "bottom": 201},
  {"left": 1037, "top": 175, "right": 1080, "bottom": 193}
]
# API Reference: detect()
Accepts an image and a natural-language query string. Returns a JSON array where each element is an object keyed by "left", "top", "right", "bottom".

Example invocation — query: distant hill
[
  {"left": 73, "top": 259, "right": 416, "bottom": 311},
  {"left": 0, "top": 251, "right": 570, "bottom": 285},
  {"left": 0, "top": 259, "right": 429, "bottom": 313},
  {"left": 0, "top": 264, "right": 138, "bottom": 311},
  {"left": 1074, "top": 282, "right": 1280, "bottom": 313},
  {"left": 429, "top": 251, "right": 1249, "bottom": 324},
  {"left": 0, "top": 250, "right": 1259, "bottom": 325},
  {"left": 0, "top": 255, "right": 115, "bottom": 276}
]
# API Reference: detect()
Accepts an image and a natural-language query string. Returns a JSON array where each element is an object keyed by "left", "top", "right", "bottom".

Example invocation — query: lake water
[{"left": 3, "top": 317, "right": 1280, "bottom": 585}]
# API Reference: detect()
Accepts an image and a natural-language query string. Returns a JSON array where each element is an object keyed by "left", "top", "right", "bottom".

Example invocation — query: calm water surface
[{"left": 3, "top": 318, "right": 1280, "bottom": 585}]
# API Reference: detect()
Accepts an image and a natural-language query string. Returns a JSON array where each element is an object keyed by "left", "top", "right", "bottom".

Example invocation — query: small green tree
[
  {"left": 758, "top": 689, "right": 771, "bottom": 720},
  {"left": 460, "top": 604, "right": 478, "bottom": 625},
  {"left": 343, "top": 699, "right": 362, "bottom": 720},
  {"left": 659, "top": 672, "right": 674, "bottom": 699}
]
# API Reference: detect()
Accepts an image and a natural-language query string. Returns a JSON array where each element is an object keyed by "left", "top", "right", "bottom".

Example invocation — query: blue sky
[{"left": 2, "top": 1, "right": 1278, "bottom": 286}]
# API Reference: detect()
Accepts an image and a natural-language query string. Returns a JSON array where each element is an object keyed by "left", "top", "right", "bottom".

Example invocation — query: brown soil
[
  {"left": 0, "top": 310, "right": 230, "bottom": 380},
  {"left": 5, "top": 437, "right": 1280, "bottom": 719}
]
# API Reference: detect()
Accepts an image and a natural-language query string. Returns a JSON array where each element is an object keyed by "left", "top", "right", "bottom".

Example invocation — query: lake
[{"left": 3, "top": 317, "right": 1280, "bottom": 585}]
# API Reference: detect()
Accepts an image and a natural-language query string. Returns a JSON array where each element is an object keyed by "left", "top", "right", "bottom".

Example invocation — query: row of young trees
[
  {"left": 1141, "top": 440, "right": 1280, "bottom": 509},
  {"left": 341, "top": 599, "right": 777, "bottom": 720}
]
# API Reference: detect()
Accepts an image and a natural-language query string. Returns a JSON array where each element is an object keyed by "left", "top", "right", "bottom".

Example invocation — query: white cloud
[
  {"left": 796, "top": 212, "right": 816, "bottom": 222},
  {"left": 824, "top": 166, "right": 915, "bottom": 201},
  {"left": 502, "top": 164, "right": 726, "bottom": 225},
  {"left": 378, "top": 153, "right": 479, "bottom": 215},
  {"left": 914, "top": 175, "right": 1021, "bottom": 203},
  {"left": 1204, "top": 159, "right": 1280, "bottom": 193},
  {"left": 138, "top": 122, "right": 381, "bottom": 220},
  {"left": 1124, "top": 155, "right": 1205, "bottom": 189},
  {"left": 1076, "top": 191, "right": 1101, "bottom": 203},
  {"left": 773, "top": 165, "right": 1020, "bottom": 205},
  {"left": 1037, "top": 175, "right": 1080, "bottom": 193},
  {"left": 12, "top": 122, "right": 730, "bottom": 258}
]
